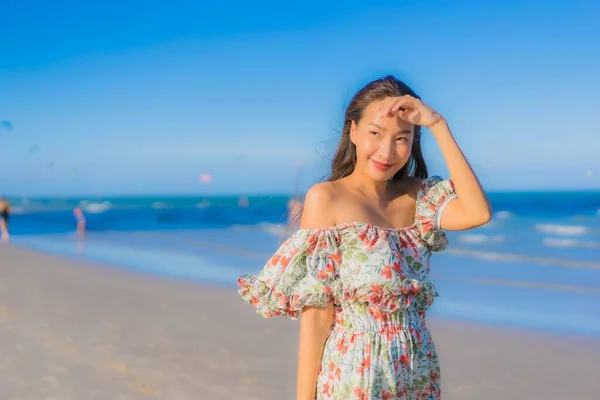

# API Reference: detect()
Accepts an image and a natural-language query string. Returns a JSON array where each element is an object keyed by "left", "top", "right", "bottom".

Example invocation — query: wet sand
[{"left": 0, "top": 244, "right": 599, "bottom": 399}]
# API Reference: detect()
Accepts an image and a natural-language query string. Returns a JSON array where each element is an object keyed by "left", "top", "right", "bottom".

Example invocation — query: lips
[{"left": 371, "top": 159, "right": 395, "bottom": 171}]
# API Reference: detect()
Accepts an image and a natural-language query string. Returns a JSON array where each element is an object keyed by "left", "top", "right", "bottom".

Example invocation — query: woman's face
[{"left": 350, "top": 99, "right": 414, "bottom": 181}]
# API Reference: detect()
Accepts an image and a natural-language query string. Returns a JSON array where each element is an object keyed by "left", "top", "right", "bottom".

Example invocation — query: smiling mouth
[{"left": 371, "top": 159, "right": 395, "bottom": 171}]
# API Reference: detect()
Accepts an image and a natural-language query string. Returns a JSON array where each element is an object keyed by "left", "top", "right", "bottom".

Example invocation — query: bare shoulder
[{"left": 300, "top": 182, "right": 338, "bottom": 229}]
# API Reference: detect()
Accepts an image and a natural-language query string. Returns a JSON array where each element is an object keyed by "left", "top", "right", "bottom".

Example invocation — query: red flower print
[
  {"left": 336, "top": 337, "right": 348, "bottom": 354},
  {"left": 279, "top": 255, "right": 292, "bottom": 268},
  {"left": 268, "top": 254, "right": 281, "bottom": 268},
  {"left": 333, "top": 365, "right": 341, "bottom": 380},
  {"left": 357, "top": 228, "right": 378, "bottom": 249},
  {"left": 317, "top": 269, "right": 330, "bottom": 280},
  {"left": 330, "top": 251, "right": 341, "bottom": 265},
  {"left": 371, "top": 306, "right": 384, "bottom": 321},
  {"left": 353, "top": 386, "right": 367, "bottom": 400},
  {"left": 400, "top": 353, "right": 409, "bottom": 365},
  {"left": 381, "top": 264, "right": 392, "bottom": 279},
  {"left": 321, "top": 381, "right": 333, "bottom": 396}
]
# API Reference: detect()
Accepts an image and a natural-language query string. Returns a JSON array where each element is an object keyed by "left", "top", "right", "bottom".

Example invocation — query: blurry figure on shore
[
  {"left": 0, "top": 196, "right": 11, "bottom": 242},
  {"left": 238, "top": 196, "right": 249, "bottom": 208},
  {"left": 73, "top": 207, "right": 86, "bottom": 239},
  {"left": 286, "top": 198, "right": 303, "bottom": 228}
]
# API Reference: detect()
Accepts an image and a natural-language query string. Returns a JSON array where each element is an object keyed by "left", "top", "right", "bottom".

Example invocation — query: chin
[{"left": 366, "top": 168, "right": 396, "bottom": 182}]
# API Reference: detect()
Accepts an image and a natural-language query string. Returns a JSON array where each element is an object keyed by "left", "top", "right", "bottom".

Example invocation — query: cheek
[
  {"left": 390, "top": 142, "right": 413, "bottom": 168},
  {"left": 398, "top": 141, "right": 413, "bottom": 158},
  {"left": 355, "top": 136, "right": 378, "bottom": 156}
]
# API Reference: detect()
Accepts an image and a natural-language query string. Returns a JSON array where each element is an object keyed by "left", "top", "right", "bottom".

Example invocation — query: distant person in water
[
  {"left": 73, "top": 207, "right": 86, "bottom": 238},
  {"left": 0, "top": 197, "right": 11, "bottom": 242}
]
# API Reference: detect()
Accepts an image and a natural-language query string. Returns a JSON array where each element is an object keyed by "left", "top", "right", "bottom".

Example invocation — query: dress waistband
[{"left": 333, "top": 310, "right": 426, "bottom": 333}]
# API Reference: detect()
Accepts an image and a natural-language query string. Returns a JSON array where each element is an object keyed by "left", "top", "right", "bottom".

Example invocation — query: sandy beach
[{"left": 1, "top": 244, "right": 599, "bottom": 400}]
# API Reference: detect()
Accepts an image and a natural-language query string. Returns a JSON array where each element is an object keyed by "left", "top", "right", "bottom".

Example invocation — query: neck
[{"left": 347, "top": 170, "right": 390, "bottom": 199}]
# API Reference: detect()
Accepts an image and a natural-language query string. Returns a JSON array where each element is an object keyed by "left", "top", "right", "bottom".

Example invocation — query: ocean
[{"left": 4, "top": 191, "right": 600, "bottom": 336}]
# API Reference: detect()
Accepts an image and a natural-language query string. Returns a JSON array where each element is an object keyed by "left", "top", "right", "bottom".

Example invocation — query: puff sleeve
[
  {"left": 237, "top": 228, "right": 342, "bottom": 319},
  {"left": 415, "top": 175, "right": 458, "bottom": 252}
]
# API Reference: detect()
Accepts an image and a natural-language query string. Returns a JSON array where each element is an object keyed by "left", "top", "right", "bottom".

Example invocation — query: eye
[
  {"left": 396, "top": 137, "right": 408, "bottom": 142},
  {"left": 369, "top": 131, "right": 380, "bottom": 136}
]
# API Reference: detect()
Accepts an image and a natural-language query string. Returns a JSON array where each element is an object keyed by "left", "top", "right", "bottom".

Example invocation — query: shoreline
[{"left": 1, "top": 244, "right": 599, "bottom": 399}]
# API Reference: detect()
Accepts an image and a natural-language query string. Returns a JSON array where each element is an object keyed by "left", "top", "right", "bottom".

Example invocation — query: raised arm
[
  {"left": 296, "top": 183, "right": 336, "bottom": 400},
  {"left": 430, "top": 120, "right": 492, "bottom": 230}
]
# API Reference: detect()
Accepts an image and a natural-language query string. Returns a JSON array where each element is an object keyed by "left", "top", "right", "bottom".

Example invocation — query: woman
[
  {"left": 73, "top": 207, "right": 86, "bottom": 238},
  {"left": 238, "top": 75, "right": 492, "bottom": 399},
  {"left": 0, "top": 196, "right": 11, "bottom": 242}
]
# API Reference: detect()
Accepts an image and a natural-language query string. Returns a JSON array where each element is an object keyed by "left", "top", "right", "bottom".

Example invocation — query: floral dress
[{"left": 238, "top": 176, "right": 457, "bottom": 400}]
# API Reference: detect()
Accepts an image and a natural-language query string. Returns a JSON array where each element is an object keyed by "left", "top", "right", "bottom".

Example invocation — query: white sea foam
[
  {"left": 81, "top": 201, "right": 112, "bottom": 214},
  {"left": 151, "top": 201, "right": 171, "bottom": 209},
  {"left": 231, "top": 222, "right": 291, "bottom": 238},
  {"left": 195, "top": 200, "right": 210, "bottom": 208},
  {"left": 495, "top": 210, "right": 511, "bottom": 220},
  {"left": 257, "top": 222, "right": 289, "bottom": 236},
  {"left": 543, "top": 238, "right": 600, "bottom": 249},
  {"left": 447, "top": 247, "right": 600, "bottom": 270},
  {"left": 457, "top": 234, "right": 505, "bottom": 244},
  {"left": 535, "top": 223, "right": 588, "bottom": 236}
]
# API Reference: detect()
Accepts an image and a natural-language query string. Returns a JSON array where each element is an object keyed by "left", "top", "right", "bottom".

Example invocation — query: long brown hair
[{"left": 326, "top": 75, "right": 428, "bottom": 182}]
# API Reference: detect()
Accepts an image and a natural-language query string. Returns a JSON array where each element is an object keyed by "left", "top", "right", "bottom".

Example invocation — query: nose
[{"left": 377, "top": 137, "right": 396, "bottom": 162}]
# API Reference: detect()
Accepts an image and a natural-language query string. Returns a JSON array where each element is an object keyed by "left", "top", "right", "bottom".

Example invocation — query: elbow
[{"left": 475, "top": 205, "right": 493, "bottom": 227}]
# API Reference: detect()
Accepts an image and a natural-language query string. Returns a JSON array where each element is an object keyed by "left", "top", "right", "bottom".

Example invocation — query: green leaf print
[
  {"left": 413, "top": 262, "right": 423, "bottom": 271},
  {"left": 343, "top": 248, "right": 354, "bottom": 261},
  {"left": 356, "top": 252, "right": 369, "bottom": 263},
  {"left": 337, "top": 382, "right": 351, "bottom": 398},
  {"left": 357, "top": 304, "right": 368, "bottom": 316}
]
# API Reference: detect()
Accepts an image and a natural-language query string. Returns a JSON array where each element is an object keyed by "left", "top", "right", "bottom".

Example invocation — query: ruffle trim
[
  {"left": 238, "top": 273, "right": 341, "bottom": 319},
  {"left": 416, "top": 176, "right": 457, "bottom": 252}
]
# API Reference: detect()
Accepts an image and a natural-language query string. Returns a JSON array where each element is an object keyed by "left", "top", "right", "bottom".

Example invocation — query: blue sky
[{"left": 1, "top": 0, "right": 599, "bottom": 196}]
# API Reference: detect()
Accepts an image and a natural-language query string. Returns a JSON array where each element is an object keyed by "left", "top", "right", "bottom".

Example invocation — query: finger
[
  {"left": 384, "top": 98, "right": 409, "bottom": 116},
  {"left": 390, "top": 99, "right": 407, "bottom": 114},
  {"left": 396, "top": 109, "right": 411, "bottom": 121},
  {"left": 397, "top": 109, "right": 420, "bottom": 123},
  {"left": 391, "top": 96, "right": 419, "bottom": 114},
  {"left": 398, "top": 95, "right": 420, "bottom": 109},
  {"left": 378, "top": 98, "right": 395, "bottom": 115}
]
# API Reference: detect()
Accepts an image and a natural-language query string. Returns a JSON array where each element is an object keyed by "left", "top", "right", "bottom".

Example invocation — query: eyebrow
[{"left": 369, "top": 123, "right": 412, "bottom": 134}]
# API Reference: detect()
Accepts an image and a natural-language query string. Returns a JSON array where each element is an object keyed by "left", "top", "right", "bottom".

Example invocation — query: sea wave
[
  {"left": 535, "top": 223, "right": 589, "bottom": 236},
  {"left": 151, "top": 202, "right": 172, "bottom": 209},
  {"left": 195, "top": 200, "right": 211, "bottom": 208},
  {"left": 232, "top": 222, "right": 290, "bottom": 237},
  {"left": 543, "top": 238, "right": 600, "bottom": 249},
  {"left": 495, "top": 210, "right": 511, "bottom": 220},
  {"left": 447, "top": 247, "right": 600, "bottom": 270},
  {"left": 80, "top": 201, "right": 112, "bottom": 214},
  {"left": 456, "top": 234, "right": 506, "bottom": 244}
]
